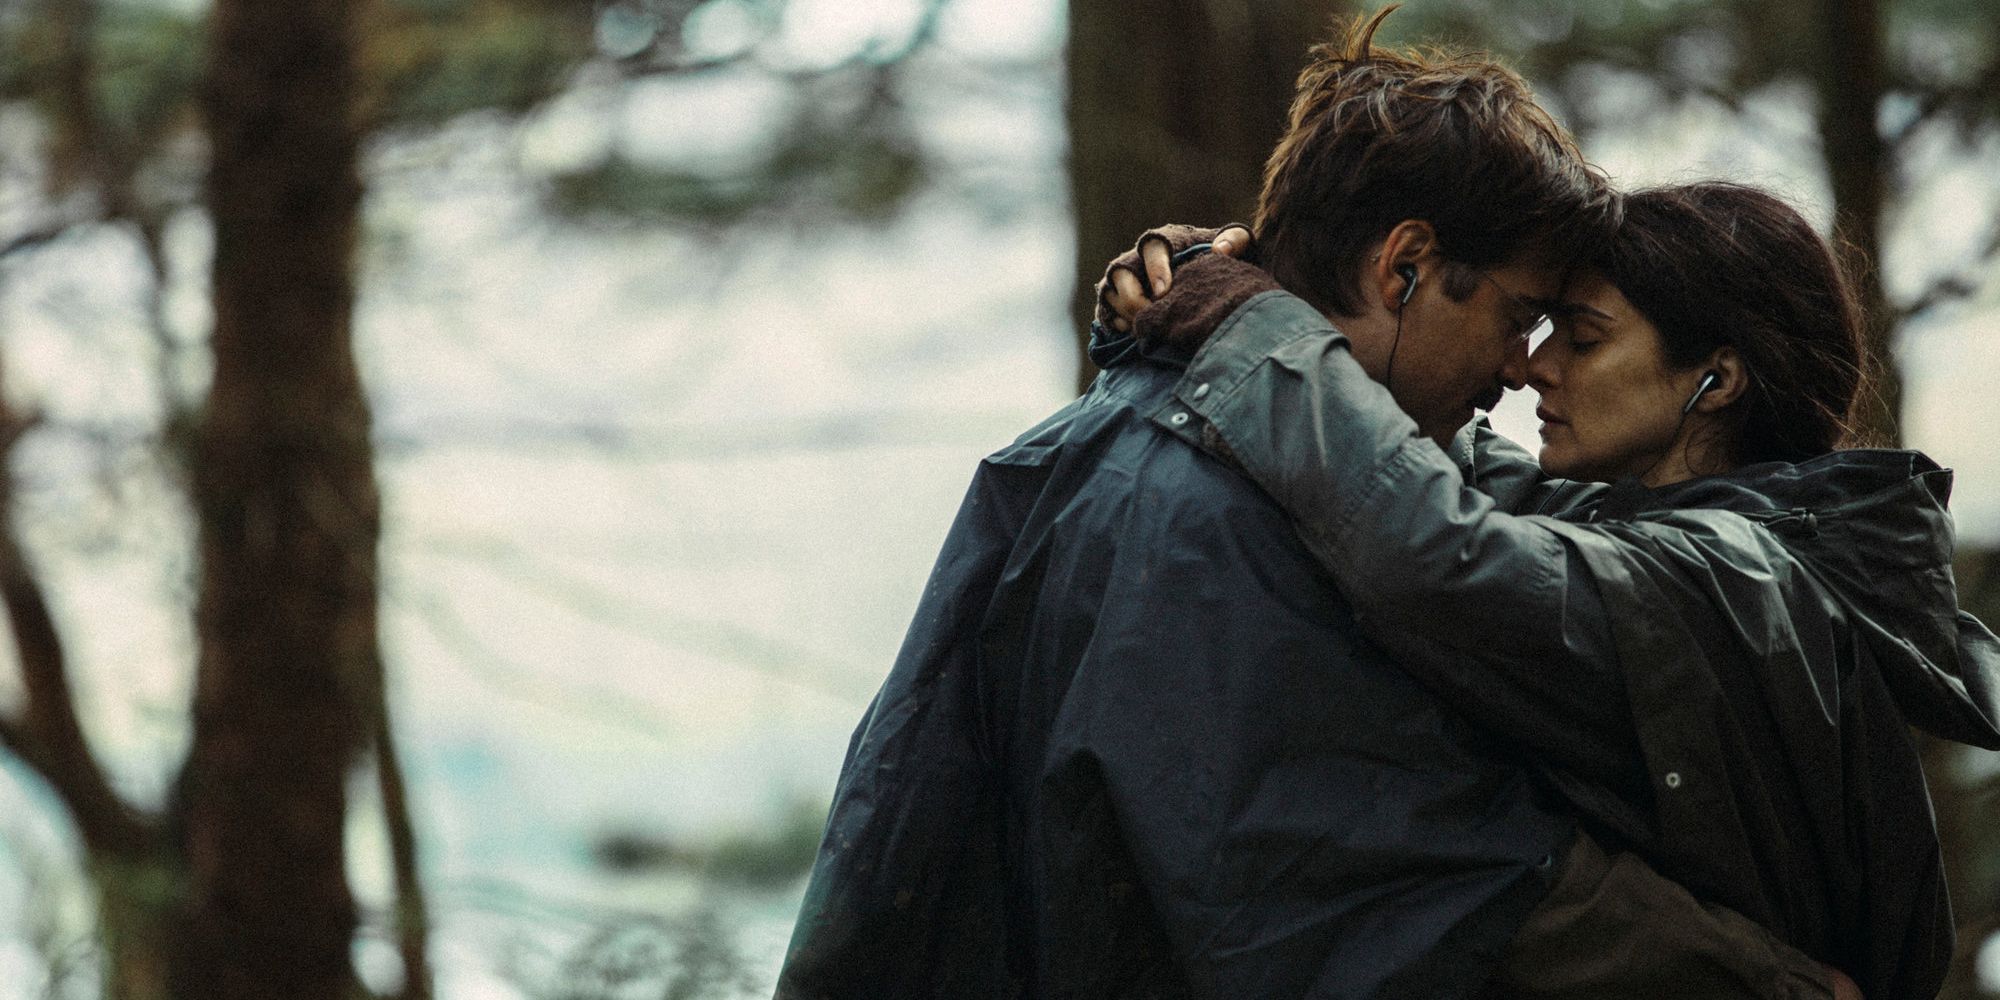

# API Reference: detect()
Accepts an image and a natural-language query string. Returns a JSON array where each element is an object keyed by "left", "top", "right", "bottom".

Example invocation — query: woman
[{"left": 1103, "top": 182, "right": 2000, "bottom": 998}]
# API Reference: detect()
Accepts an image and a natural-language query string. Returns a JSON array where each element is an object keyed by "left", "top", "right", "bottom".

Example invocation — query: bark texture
[
  {"left": 1815, "top": 0, "right": 1898, "bottom": 449},
  {"left": 1065, "top": 0, "right": 1340, "bottom": 393},
  {"left": 181, "top": 0, "right": 376, "bottom": 995}
]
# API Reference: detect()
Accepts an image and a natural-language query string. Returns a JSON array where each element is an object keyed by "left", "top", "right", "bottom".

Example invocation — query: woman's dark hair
[
  {"left": 1598, "top": 182, "right": 1865, "bottom": 463},
  {"left": 1253, "top": 7, "right": 1618, "bottom": 315}
]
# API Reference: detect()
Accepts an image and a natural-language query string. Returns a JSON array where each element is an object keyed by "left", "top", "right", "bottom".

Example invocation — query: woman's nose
[{"left": 1526, "top": 341, "right": 1560, "bottom": 392}]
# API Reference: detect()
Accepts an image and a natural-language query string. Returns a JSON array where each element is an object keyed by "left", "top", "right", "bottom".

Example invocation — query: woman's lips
[{"left": 1535, "top": 406, "right": 1566, "bottom": 438}]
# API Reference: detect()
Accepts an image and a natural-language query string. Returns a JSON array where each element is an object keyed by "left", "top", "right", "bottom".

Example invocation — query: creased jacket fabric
[
  {"left": 777, "top": 331, "right": 1569, "bottom": 1000},
  {"left": 1158, "top": 289, "right": 2000, "bottom": 1000}
]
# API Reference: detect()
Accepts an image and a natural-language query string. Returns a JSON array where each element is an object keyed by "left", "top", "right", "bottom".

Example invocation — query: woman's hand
[
  {"left": 1128, "top": 251, "right": 1281, "bottom": 354},
  {"left": 1095, "top": 223, "right": 1254, "bottom": 332}
]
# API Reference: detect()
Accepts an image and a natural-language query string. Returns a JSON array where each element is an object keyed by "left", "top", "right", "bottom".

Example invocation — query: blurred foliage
[
  {"left": 592, "top": 798, "right": 825, "bottom": 890},
  {"left": 0, "top": 0, "right": 951, "bottom": 230},
  {"left": 1372, "top": 0, "right": 1998, "bottom": 145},
  {"left": 0, "top": 0, "right": 603, "bottom": 221},
  {"left": 541, "top": 0, "right": 946, "bottom": 229},
  {"left": 506, "top": 907, "right": 762, "bottom": 1000},
  {"left": 73, "top": 5, "right": 200, "bottom": 155},
  {"left": 547, "top": 107, "right": 922, "bottom": 227},
  {"left": 362, "top": 0, "right": 597, "bottom": 129},
  {"left": 0, "top": 1, "right": 202, "bottom": 195}
]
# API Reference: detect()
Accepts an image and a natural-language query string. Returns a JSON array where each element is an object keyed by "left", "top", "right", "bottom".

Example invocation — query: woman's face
[{"left": 1528, "top": 273, "right": 1700, "bottom": 483}]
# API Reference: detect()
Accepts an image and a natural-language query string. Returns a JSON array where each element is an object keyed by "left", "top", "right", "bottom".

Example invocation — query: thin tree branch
[
  {"left": 47, "top": 0, "right": 141, "bottom": 218},
  {"left": 1898, "top": 275, "right": 1982, "bottom": 321},
  {"left": 1898, "top": 208, "right": 2000, "bottom": 322},
  {"left": 0, "top": 218, "right": 94, "bottom": 261},
  {"left": 614, "top": 0, "right": 946, "bottom": 82},
  {"left": 398, "top": 586, "right": 693, "bottom": 739},
  {"left": 0, "top": 401, "right": 148, "bottom": 857},
  {"left": 1, "top": 0, "right": 131, "bottom": 259},
  {"left": 133, "top": 214, "right": 199, "bottom": 428},
  {"left": 373, "top": 691, "right": 432, "bottom": 1000},
  {"left": 1552, "top": 43, "right": 1806, "bottom": 149},
  {"left": 1889, "top": 58, "right": 2000, "bottom": 154},
  {"left": 415, "top": 536, "right": 872, "bottom": 701}
]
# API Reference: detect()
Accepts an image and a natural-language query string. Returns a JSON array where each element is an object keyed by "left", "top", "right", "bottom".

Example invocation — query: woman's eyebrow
[{"left": 1543, "top": 300, "right": 1615, "bottom": 323}]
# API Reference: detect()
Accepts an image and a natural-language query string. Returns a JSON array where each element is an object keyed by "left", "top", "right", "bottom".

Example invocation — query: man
[{"left": 779, "top": 14, "right": 1837, "bottom": 999}]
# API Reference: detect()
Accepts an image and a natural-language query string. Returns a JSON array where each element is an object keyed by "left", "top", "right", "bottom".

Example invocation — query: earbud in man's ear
[
  {"left": 1682, "top": 371, "right": 1720, "bottom": 416},
  {"left": 1395, "top": 264, "right": 1419, "bottom": 307}
]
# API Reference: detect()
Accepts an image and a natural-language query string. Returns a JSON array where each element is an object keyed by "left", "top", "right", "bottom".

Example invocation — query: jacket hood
[{"left": 1618, "top": 449, "right": 2000, "bottom": 749}]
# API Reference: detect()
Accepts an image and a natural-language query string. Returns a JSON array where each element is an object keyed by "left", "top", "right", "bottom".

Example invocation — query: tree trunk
[
  {"left": 1815, "top": 0, "right": 1897, "bottom": 448},
  {"left": 180, "top": 0, "right": 375, "bottom": 995},
  {"left": 1065, "top": 0, "right": 1340, "bottom": 393},
  {"left": 92, "top": 845, "right": 181, "bottom": 1000}
]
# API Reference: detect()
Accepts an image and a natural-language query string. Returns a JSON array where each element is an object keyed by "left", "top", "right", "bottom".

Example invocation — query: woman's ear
[
  {"left": 1691, "top": 346, "right": 1749, "bottom": 412},
  {"left": 1373, "top": 220, "right": 1438, "bottom": 311}
]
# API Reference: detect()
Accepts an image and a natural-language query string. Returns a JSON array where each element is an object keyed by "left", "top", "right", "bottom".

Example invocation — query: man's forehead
[
  {"left": 1493, "top": 263, "right": 1564, "bottom": 312},
  {"left": 1488, "top": 255, "right": 1559, "bottom": 289}
]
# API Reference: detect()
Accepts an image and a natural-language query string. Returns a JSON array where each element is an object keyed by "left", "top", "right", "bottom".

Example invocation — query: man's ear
[
  {"left": 1691, "top": 347, "right": 1750, "bottom": 412},
  {"left": 1373, "top": 220, "right": 1438, "bottom": 311}
]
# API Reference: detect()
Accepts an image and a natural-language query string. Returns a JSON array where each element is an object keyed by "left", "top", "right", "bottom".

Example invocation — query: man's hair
[{"left": 1252, "top": 7, "right": 1617, "bottom": 314}]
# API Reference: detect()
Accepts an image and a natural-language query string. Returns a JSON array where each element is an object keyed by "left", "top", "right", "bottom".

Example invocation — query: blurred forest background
[{"left": 0, "top": 0, "right": 1995, "bottom": 997}]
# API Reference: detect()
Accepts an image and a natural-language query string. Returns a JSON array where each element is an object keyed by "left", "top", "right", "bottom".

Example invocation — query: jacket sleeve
[
  {"left": 1468, "top": 419, "right": 1607, "bottom": 517},
  {"left": 1151, "top": 290, "right": 1637, "bottom": 785},
  {"left": 1500, "top": 831, "right": 1837, "bottom": 1000}
]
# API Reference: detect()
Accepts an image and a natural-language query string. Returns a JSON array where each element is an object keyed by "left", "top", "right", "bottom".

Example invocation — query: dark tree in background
[
  {"left": 0, "top": 0, "right": 388, "bottom": 994},
  {"left": 0, "top": 0, "right": 919, "bottom": 991},
  {"left": 0, "top": 0, "right": 594, "bottom": 995},
  {"left": 1065, "top": 0, "right": 1339, "bottom": 392},
  {"left": 183, "top": 0, "right": 373, "bottom": 994}
]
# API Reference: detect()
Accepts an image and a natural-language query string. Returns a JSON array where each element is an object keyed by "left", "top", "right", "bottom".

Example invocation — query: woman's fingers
[
  {"left": 1107, "top": 267, "right": 1147, "bottom": 327},
  {"left": 1099, "top": 223, "right": 1250, "bottom": 332},
  {"left": 1140, "top": 237, "right": 1173, "bottom": 296}
]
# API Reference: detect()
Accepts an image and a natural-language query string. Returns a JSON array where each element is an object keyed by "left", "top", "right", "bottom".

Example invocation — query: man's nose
[{"left": 1499, "top": 334, "right": 1532, "bottom": 391}]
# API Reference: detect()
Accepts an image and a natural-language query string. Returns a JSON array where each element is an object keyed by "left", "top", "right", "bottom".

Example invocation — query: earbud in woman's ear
[{"left": 1682, "top": 371, "right": 1721, "bottom": 415}]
